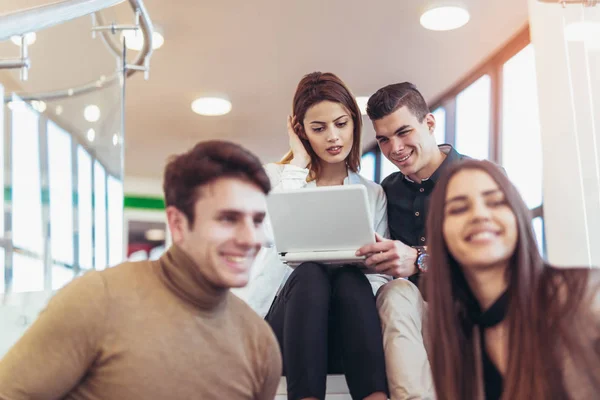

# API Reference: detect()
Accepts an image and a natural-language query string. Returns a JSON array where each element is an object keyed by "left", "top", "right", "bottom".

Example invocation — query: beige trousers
[{"left": 376, "top": 279, "right": 435, "bottom": 400}]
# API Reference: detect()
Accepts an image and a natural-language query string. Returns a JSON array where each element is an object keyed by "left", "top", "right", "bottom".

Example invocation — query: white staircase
[{"left": 275, "top": 375, "right": 351, "bottom": 399}]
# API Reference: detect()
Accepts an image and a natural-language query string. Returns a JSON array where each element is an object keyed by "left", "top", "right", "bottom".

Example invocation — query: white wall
[
  {"left": 124, "top": 175, "right": 163, "bottom": 197},
  {"left": 528, "top": 1, "right": 600, "bottom": 267}
]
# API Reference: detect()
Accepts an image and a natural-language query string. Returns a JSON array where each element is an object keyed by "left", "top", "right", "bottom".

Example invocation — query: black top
[
  {"left": 471, "top": 291, "right": 509, "bottom": 400},
  {"left": 381, "top": 145, "right": 468, "bottom": 287}
]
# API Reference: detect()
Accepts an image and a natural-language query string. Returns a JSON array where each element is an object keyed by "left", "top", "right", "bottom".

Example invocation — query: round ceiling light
[
  {"left": 122, "top": 25, "right": 164, "bottom": 51},
  {"left": 10, "top": 32, "right": 37, "bottom": 46},
  {"left": 87, "top": 128, "right": 96, "bottom": 142},
  {"left": 30, "top": 100, "right": 46, "bottom": 113},
  {"left": 355, "top": 96, "right": 369, "bottom": 116},
  {"left": 191, "top": 96, "right": 232, "bottom": 116},
  {"left": 420, "top": 5, "right": 470, "bottom": 31},
  {"left": 84, "top": 105, "right": 101, "bottom": 122}
]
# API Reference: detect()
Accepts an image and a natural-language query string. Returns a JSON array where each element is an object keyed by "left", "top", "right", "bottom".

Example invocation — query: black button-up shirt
[{"left": 381, "top": 145, "right": 468, "bottom": 286}]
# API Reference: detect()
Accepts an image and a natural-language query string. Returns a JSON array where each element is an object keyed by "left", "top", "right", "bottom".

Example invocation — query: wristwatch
[{"left": 413, "top": 246, "right": 429, "bottom": 273}]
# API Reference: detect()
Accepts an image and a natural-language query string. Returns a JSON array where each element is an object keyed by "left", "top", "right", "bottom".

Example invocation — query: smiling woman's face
[{"left": 442, "top": 168, "right": 518, "bottom": 274}]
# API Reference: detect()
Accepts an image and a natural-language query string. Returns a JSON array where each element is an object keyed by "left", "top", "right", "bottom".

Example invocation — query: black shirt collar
[{"left": 403, "top": 144, "right": 461, "bottom": 185}]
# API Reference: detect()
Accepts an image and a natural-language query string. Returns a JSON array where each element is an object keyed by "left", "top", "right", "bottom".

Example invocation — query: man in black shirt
[{"left": 356, "top": 82, "right": 469, "bottom": 399}]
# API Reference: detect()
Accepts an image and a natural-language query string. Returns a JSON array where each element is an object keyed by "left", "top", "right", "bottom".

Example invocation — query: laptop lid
[{"left": 266, "top": 185, "right": 375, "bottom": 255}]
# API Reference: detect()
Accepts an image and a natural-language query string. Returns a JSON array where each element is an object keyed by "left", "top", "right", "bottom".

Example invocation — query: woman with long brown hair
[
  {"left": 241, "top": 72, "right": 389, "bottom": 400},
  {"left": 424, "top": 159, "right": 600, "bottom": 400}
]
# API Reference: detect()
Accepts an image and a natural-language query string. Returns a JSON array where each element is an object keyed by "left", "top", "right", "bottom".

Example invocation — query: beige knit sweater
[{"left": 0, "top": 245, "right": 282, "bottom": 399}]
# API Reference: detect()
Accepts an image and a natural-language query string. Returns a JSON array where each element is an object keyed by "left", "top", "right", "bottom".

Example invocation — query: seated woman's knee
[
  {"left": 287, "top": 262, "right": 330, "bottom": 296},
  {"left": 331, "top": 265, "right": 372, "bottom": 303}
]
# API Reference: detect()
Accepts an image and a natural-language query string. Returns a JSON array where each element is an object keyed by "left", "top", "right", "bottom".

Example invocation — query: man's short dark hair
[
  {"left": 163, "top": 140, "right": 270, "bottom": 226},
  {"left": 366, "top": 82, "right": 430, "bottom": 122}
]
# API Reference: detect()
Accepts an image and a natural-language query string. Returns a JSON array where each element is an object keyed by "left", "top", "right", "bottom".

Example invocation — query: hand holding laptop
[
  {"left": 266, "top": 185, "right": 376, "bottom": 268},
  {"left": 356, "top": 234, "right": 418, "bottom": 278}
]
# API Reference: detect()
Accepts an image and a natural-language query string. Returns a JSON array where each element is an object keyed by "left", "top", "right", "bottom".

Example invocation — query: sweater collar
[{"left": 157, "top": 245, "right": 229, "bottom": 312}]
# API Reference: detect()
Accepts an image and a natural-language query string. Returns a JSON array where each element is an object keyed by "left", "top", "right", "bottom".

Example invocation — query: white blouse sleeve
[
  {"left": 365, "top": 182, "right": 393, "bottom": 293},
  {"left": 264, "top": 163, "right": 310, "bottom": 192},
  {"left": 372, "top": 184, "right": 390, "bottom": 239}
]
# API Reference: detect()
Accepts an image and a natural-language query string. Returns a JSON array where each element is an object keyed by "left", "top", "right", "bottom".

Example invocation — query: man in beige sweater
[{"left": 0, "top": 140, "right": 282, "bottom": 400}]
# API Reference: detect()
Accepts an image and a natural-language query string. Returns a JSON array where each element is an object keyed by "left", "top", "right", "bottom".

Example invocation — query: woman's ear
[
  {"left": 294, "top": 119, "right": 308, "bottom": 140},
  {"left": 297, "top": 127, "right": 308, "bottom": 140}
]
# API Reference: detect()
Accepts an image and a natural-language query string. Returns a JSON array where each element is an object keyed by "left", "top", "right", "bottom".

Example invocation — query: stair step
[{"left": 276, "top": 375, "right": 350, "bottom": 399}]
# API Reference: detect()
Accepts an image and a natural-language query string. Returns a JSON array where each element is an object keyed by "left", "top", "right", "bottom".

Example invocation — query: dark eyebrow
[
  {"left": 375, "top": 124, "right": 411, "bottom": 141},
  {"left": 309, "top": 114, "right": 349, "bottom": 124},
  {"left": 445, "top": 189, "right": 502, "bottom": 206},
  {"left": 482, "top": 189, "right": 502, "bottom": 197},
  {"left": 216, "top": 209, "right": 266, "bottom": 219}
]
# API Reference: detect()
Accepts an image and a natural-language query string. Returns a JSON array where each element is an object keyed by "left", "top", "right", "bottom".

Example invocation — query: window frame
[{"left": 361, "top": 25, "right": 546, "bottom": 256}]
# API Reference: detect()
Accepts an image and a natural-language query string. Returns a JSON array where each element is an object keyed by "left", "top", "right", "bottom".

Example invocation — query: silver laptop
[{"left": 266, "top": 185, "right": 375, "bottom": 267}]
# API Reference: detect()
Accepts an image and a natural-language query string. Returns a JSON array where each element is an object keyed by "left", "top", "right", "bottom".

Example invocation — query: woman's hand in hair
[
  {"left": 356, "top": 233, "right": 418, "bottom": 278},
  {"left": 288, "top": 115, "right": 310, "bottom": 168}
]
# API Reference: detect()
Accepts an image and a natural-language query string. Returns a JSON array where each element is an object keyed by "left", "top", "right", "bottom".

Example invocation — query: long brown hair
[
  {"left": 280, "top": 72, "right": 362, "bottom": 181},
  {"left": 425, "top": 159, "right": 591, "bottom": 400}
]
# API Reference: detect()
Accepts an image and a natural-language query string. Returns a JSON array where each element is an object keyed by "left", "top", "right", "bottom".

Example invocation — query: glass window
[
  {"left": 502, "top": 44, "right": 543, "bottom": 209},
  {"left": 107, "top": 175, "right": 124, "bottom": 267},
  {"left": 11, "top": 103, "right": 43, "bottom": 254},
  {"left": 12, "top": 253, "right": 44, "bottom": 293},
  {"left": 77, "top": 146, "right": 93, "bottom": 270},
  {"left": 47, "top": 121, "right": 74, "bottom": 265},
  {"left": 455, "top": 75, "right": 491, "bottom": 160},
  {"left": 432, "top": 107, "right": 446, "bottom": 144},
  {"left": 94, "top": 161, "right": 107, "bottom": 270},
  {"left": 360, "top": 152, "right": 376, "bottom": 181},
  {"left": 0, "top": 248, "right": 4, "bottom": 294},
  {"left": 380, "top": 155, "right": 398, "bottom": 182},
  {"left": 0, "top": 100, "right": 4, "bottom": 237},
  {"left": 52, "top": 264, "right": 74, "bottom": 291},
  {"left": 532, "top": 216, "right": 545, "bottom": 257}
]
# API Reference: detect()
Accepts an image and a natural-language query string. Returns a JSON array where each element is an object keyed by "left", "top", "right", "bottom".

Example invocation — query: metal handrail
[
  {"left": 1, "top": 0, "right": 154, "bottom": 101},
  {"left": 0, "top": 0, "right": 124, "bottom": 40},
  {"left": 537, "top": 0, "right": 598, "bottom": 5}
]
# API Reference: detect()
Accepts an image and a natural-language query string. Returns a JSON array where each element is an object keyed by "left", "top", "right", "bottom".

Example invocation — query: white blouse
[{"left": 232, "top": 163, "right": 392, "bottom": 317}]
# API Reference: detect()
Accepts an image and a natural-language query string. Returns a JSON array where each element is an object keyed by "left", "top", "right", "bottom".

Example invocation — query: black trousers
[{"left": 265, "top": 262, "right": 388, "bottom": 400}]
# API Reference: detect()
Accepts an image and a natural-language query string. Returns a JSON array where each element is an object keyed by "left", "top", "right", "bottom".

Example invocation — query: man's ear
[
  {"left": 166, "top": 206, "right": 188, "bottom": 245},
  {"left": 425, "top": 112, "right": 436, "bottom": 135}
]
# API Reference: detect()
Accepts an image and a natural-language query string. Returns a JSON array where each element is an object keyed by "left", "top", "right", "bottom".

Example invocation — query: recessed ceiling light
[
  {"left": 30, "top": 100, "right": 46, "bottom": 113},
  {"left": 112, "top": 133, "right": 119, "bottom": 146},
  {"left": 121, "top": 25, "right": 164, "bottom": 51},
  {"left": 420, "top": 5, "right": 470, "bottom": 31},
  {"left": 84, "top": 105, "right": 101, "bottom": 122},
  {"left": 191, "top": 96, "right": 232, "bottom": 116},
  {"left": 145, "top": 229, "right": 166, "bottom": 241},
  {"left": 355, "top": 96, "right": 369, "bottom": 116},
  {"left": 7, "top": 100, "right": 25, "bottom": 111},
  {"left": 87, "top": 128, "right": 96, "bottom": 142},
  {"left": 10, "top": 32, "right": 36, "bottom": 46},
  {"left": 55, "top": 105, "right": 63, "bottom": 115}
]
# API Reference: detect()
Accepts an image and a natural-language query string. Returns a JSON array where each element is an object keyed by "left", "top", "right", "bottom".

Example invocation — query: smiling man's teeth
[
  {"left": 225, "top": 255, "right": 246, "bottom": 263},
  {"left": 397, "top": 152, "right": 412, "bottom": 162}
]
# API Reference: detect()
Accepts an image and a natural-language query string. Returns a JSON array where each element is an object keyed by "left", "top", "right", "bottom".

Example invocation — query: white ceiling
[{"left": 1, "top": 0, "right": 530, "bottom": 180}]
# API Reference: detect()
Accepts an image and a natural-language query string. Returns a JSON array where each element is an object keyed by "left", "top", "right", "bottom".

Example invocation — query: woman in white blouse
[{"left": 248, "top": 72, "right": 389, "bottom": 400}]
